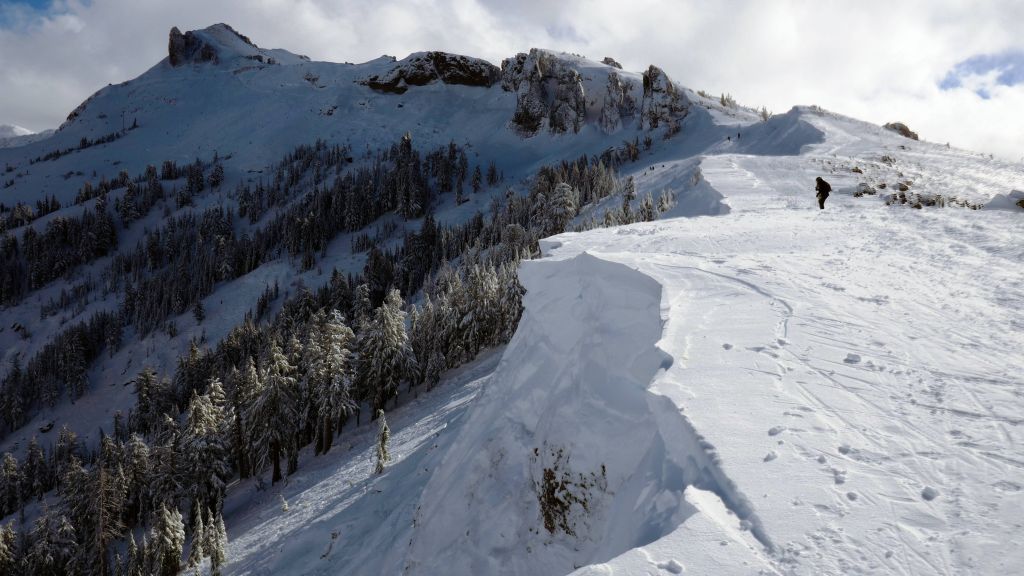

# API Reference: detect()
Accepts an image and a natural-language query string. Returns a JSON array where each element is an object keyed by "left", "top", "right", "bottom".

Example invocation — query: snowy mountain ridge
[{"left": 0, "top": 22, "right": 1022, "bottom": 576}]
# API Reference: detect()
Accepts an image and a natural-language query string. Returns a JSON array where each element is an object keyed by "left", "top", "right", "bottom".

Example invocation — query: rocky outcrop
[
  {"left": 168, "top": 24, "right": 261, "bottom": 67},
  {"left": 883, "top": 122, "right": 919, "bottom": 140},
  {"left": 602, "top": 57, "right": 623, "bottom": 69},
  {"left": 598, "top": 71, "right": 637, "bottom": 134},
  {"left": 360, "top": 52, "right": 501, "bottom": 94},
  {"left": 170, "top": 27, "right": 216, "bottom": 66},
  {"left": 501, "top": 49, "right": 587, "bottom": 136},
  {"left": 639, "top": 65, "right": 688, "bottom": 133}
]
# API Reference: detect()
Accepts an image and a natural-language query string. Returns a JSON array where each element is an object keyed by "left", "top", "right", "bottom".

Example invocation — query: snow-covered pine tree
[
  {"left": 374, "top": 410, "right": 390, "bottom": 474},
  {"left": 150, "top": 414, "right": 184, "bottom": 508},
  {"left": 150, "top": 503, "right": 185, "bottom": 576},
  {"left": 425, "top": 349, "right": 446, "bottom": 390},
  {"left": 0, "top": 453, "right": 19, "bottom": 516},
  {"left": 308, "top": 310, "right": 357, "bottom": 454},
  {"left": 0, "top": 521, "right": 17, "bottom": 574},
  {"left": 246, "top": 343, "right": 298, "bottom": 483},
  {"left": 183, "top": 382, "right": 231, "bottom": 517},
  {"left": 229, "top": 359, "right": 261, "bottom": 479},
  {"left": 186, "top": 508, "right": 205, "bottom": 569},
  {"left": 123, "top": 434, "right": 151, "bottom": 525},
  {"left": 125, "top": 533, "right": 143, "bottom": 576},
  {"left": 207, "top": 509, "right": 228, "bottom": 576},
  {"left": 22, "top": 436, "right": 47, "bottom": 503},
  {"left": 638, "top": 191, "right": 657, "bottom": 222},
  {"left": 357, "top": 289, "right": 417, "bottom": 415}
]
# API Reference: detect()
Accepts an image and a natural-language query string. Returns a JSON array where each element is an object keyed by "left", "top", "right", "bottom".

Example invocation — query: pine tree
[
  {"left": 23, "top": 436, "right": 47, "bottom": 503},
  {"left": 0, "top": 452, "right": 20, "bottom": 517},
  {"left": 186, "top": 509, "right": 205, "bottom": 569},
  {"left": 229, "top": 360, "right": 260, "bottom": 479},
  {"left": 183, "top": 382, "right": 230, "bottom": 516},
  {"left": 246, "top": 343, "right": 298, "bottom": 483},
  {"left": 307, "top": 310, "right": 357, "bottom": 454},
  {"left": 123, "top": 434, "right": 151, "bottom": 525},
  {"left": 374, "top": 410, "right": 390, "bottom": 474},
  {"left": 150, "top": 503, "right": 184, "bottom": 576},
  {"left": 206, "top": 509, "right": 228, "bottom": 576},
  {"left": 125, "top": 533, "right": 144, "bottom": 576},
  {"left": 0, "top": 522, "right": 17, "bottom": 575},
  {"left": 425, "top": 349, "right": 446, "bottom": 390},
  {"left": 357, "top": 290, "right": 416, "bottom": 415}
]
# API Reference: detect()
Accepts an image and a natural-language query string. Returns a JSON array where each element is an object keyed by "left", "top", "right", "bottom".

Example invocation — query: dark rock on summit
[
  {"left": 360, "top": 52, "right": 501, "bottom": 94},
  {"left": 883, "top": 122, "right": 919, "bottom": 141},
  {"left": 168, "top": 24, "right": 258, "bottom": 67},
  {"left": 602, "top": 57, "right": 623, "bottom": 69}
]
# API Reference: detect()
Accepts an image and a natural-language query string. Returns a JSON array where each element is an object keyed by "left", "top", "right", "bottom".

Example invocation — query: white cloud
[{"left": 0, "top": 0, "right": 1021, "bottom": 159}]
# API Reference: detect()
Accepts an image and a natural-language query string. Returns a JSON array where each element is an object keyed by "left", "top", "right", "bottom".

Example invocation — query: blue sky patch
[
  {"left": 0, "top": 0, "right": 76, "bottom": 29},
  {"left": 940, "top": 50, "right": 1024, "bottom": 98}
]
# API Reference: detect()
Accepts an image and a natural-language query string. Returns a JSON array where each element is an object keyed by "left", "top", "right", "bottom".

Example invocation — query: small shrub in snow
[{"left": 531, "top": 446, "right": 608, "bottom": 537}]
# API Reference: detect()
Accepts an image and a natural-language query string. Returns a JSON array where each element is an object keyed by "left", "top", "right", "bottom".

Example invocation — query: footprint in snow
[
  {"left": 843, "top": 353, "right": 861, "bottom": 364},
  {"left": 764, "top": 451, "right": 779, "bottom": 462},
  {"left": 722, "top": 343, "right": 733, "bottom": 350},
  {"left": 921, "top": 486, "right": 940, "bottom": 501},
  {"left": 656, "top": 559, "right": 684, "bottom": 574},
  {"left": 768, "top": 426, "right": 786, "bottom": 436}
]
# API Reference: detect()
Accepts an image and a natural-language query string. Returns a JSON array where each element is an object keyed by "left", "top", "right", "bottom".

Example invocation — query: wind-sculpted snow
[{"left": 403, "top": 252, "right": 771, "bottom": 574}]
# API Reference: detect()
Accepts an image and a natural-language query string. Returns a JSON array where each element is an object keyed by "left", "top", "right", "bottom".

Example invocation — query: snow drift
[{"left": 405, "top": 252, "right": 769, "bottom": 575}]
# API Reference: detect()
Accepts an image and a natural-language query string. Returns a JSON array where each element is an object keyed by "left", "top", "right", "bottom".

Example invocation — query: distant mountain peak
[
  {"left": 168, "top": 23, "right": 307, "bottom": 68},
  {"left": 0, "top": 124, "right": 33, "bottom": 138}
]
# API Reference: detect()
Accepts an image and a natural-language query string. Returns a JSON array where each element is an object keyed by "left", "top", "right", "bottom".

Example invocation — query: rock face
[
  {"left": 599, "top": 71, "right": 638, "bottom": 134},
  {"left": 360, "top": 52, "right": 501, "bottom": 94},
  {"left": 883, "top": 122, "right": 919, "bottom": 141},
  {"left": 168, "top": 24, "right": 262, "bottom": 67},
  {"left": 639, "top": 65, "right": 688, "bottom": 132},
  {"left": 170, "top": 27, "right": 217, "bottom": 66},
  {"left": 602, "top": 57, "right": 623, "bottom": 69},
  {"left": 501, "top": 49, "right": 587, "bottom": 136}
]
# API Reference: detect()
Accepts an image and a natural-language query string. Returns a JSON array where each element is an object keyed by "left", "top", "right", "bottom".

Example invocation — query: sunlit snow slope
[{"left": 216, "top": 107, "right": 1023, "bottom": 576}]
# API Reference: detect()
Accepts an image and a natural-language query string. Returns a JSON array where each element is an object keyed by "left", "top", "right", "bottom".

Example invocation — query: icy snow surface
[{"left": 217, "top": 109, "right": 1023, "bottom": 576}]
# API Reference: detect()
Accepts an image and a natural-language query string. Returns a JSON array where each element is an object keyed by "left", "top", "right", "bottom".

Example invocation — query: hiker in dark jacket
[{"left": 815, "top": 177, "right": 832, "bottom": 209}]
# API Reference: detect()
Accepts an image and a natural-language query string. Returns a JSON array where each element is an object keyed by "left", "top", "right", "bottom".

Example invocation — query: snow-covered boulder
[
  {"left": 982, "top": 189, "right": 1024, "bottom": 210},
  {"left": 359, "top": 51, "right": 501, "bottom": 94}
]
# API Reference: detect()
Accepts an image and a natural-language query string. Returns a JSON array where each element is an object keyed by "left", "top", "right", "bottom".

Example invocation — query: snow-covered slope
[
  {"left": 2, "top": 22, "right": 1023, "bottom": 576},
  {"left": 211, "top": 106, "right": 1024, "bottom": 575}
]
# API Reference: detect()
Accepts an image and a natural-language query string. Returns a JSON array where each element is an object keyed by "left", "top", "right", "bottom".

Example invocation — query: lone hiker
[{"left": 815, "top": 176, "right": 832, "bottom": 209}]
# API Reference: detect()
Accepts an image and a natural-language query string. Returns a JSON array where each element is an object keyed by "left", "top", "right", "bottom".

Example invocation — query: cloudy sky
[{"left": 1, "top": 0, "right": 1022, "bottom": 160}]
